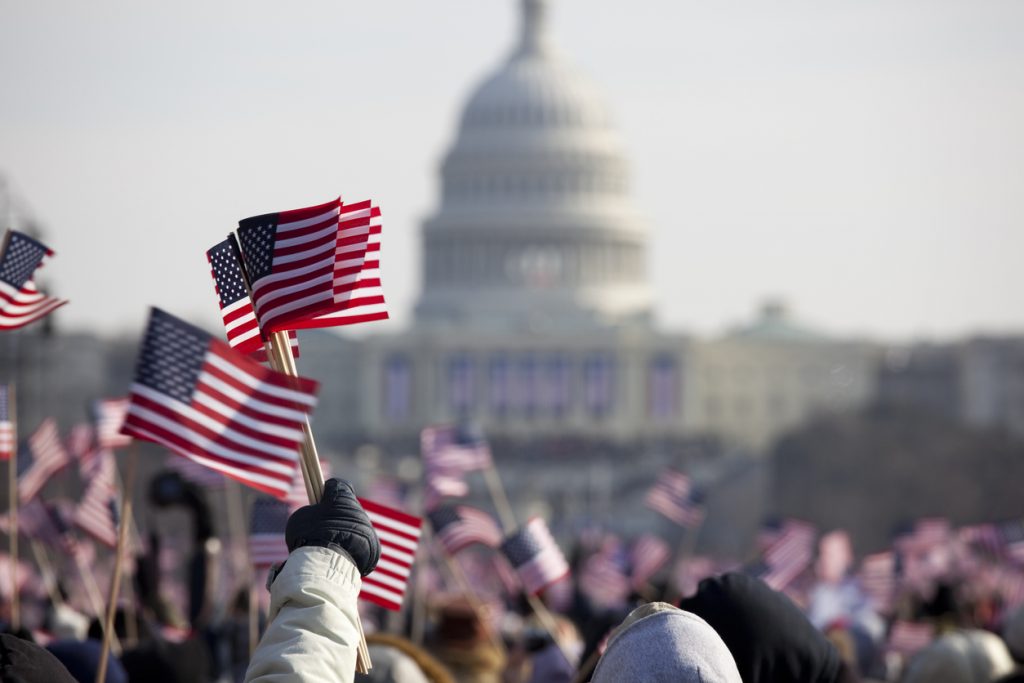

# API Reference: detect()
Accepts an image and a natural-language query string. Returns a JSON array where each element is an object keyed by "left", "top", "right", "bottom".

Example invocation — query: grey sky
[{"left": 2, "top": 0, "right": 1022, "bottom": 341}]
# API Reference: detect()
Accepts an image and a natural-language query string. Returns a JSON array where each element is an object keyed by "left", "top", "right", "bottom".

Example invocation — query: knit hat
[
  {"left": 902, "top": 629, "right": 1015, "bottom": 683},
  {"left": 592, "top": 602, "right": 742, "bottom": 683}
]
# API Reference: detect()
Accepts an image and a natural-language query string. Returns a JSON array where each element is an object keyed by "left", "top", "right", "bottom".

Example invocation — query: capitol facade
[{"left": 339, "top": 0, "right": 880, "bottom": 455}]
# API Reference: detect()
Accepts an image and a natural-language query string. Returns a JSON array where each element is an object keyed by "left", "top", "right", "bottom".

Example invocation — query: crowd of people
[{"left": 2, "top": 468, "right": 1024, "bottom": 683}]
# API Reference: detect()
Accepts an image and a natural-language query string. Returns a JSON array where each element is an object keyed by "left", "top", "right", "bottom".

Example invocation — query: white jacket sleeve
[{"left": 245, "top": 546, "right": 362, "bottom": 683}]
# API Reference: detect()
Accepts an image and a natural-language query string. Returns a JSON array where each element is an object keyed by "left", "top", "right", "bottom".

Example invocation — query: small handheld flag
[
  {"left": 0, "top": 230, "right": 67, "bottom": 330},
  {"left": 120, "top": 307, "right": 319, "bottom": 499}
]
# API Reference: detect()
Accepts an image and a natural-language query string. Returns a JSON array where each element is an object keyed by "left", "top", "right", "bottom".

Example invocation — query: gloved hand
[{"left": 285, "top": 478, "right": 381, "bottom": 577}]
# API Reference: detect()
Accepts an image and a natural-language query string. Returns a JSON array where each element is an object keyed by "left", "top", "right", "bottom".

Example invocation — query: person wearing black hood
[{"left": 679, "top": 572, "right": 860, "bottom": 683}]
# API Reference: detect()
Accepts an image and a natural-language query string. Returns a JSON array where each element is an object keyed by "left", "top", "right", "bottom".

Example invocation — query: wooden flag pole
[
  {"left": 75, "top": 551, "right": 118, "bottom": 651},
  {"left": 29, "top": 539, "right": 63, "bottom": 608},
  {"left": 7, "top": 383, "right": 18, "bottom": 631},
  {"left": 524, "top": 592, "right": 577, "bottom": 668},
  {"left": 96, "top": 446, "right": 137, "bottom": 683},
  {"left": 230, "top": 234, "right": 368, "bottom": 671},
  {"left": 483, "top": 466, "right": 517, "bottom": 533},
  {"left": 265, "top": 332, "right": 371, "bottom": 673},
  {"left": 439, "top": 549, "right": 507, "bottom": 657}
]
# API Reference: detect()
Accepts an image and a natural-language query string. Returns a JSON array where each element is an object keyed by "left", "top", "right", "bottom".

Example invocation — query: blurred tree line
[{"left": 770, "top": 405, "right": 1024, "bottom": 553}]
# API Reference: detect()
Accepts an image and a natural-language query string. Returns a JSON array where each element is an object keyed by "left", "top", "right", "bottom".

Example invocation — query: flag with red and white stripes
[
  {"left": 19, "top": 418, "right": 71, "bottom": 503},
  {"left": 579, "top": 539, "right": 632, "bottom": 608},
  {"left": 758, "top": 519, "right": 816, "bottom": 591},
  {"left": 500, "top": 517, "right": 570, "bottom": 596},
  {"left": 236, "top": 199, "right": 387, "bottom": 335},
  {"left": 0, "top": 230, "right": 67, "bottom": 330},
  {"left": 95, "top": 398, "right": 131, "bottom": 450},
  {"left": 0, "top": 386, "right": 13, "bottom": 461},
  {"left": 120, "top": 308, "right": 318, "bottom": 499},
  {"left": 428, "top": 504, "right": 503, "bottom": 555},
  {"left": 74, "top": 450, "right": 119, "bottom": 548},
  {"left": 630, "top": 533, "right": 671, "bottom": 589},
  {"left": 421, "top": 425, "right": 492, "bottom": 474},
  {"left": 206, "top": 236, "right": 298, "bottom": 363},
  {"left": 249, "top": 498, "right": 289, "bottom": 568},
  {"left": 645, "top": 469, "right": 704, "bottom": 528},
  {"left": 358, "top": 498, "right": 422, "bottom": 611}
]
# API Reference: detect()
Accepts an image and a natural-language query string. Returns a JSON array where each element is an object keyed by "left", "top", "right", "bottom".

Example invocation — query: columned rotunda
[{"left": 416, "top": 0, "right": 652, "bottom": 331}]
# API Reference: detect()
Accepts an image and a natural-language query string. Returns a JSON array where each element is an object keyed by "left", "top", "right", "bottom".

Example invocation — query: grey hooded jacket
[{"left": 592, "top": 602, "right": 743, "bottom": 683}]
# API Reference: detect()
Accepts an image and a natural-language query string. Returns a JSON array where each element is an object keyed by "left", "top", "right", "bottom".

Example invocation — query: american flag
[
  {"left": 299, "top": 201, "right": 389, "bottom": 330},
  {"left": 500, "top": 517, "right": 570, "bottom": 596},
  {"left": 630, "top": 533, "right": 671, "bottom": 589},
  {"left": 421, "top": 424, "right": 492, "bottom": 475},
  {"left": 0, "top": 230, "right": 67, "bottom": 330},
  {"left": 859, "top": 551, "right": 897, "bottom": 613},
  {"left": 74, "top": 450, "right": 119, "bottom": 548},
  {"left": 428, "top": 505, "right": 503, "bottom": 555},
  {"left": 19, "top": 418, "right": 71, "bottom": 503},
  {"left": 66, "top": 423, "right": 95, "bottom": 465},
  {"left": 94, "top": 398, "right": 131, "bottom": 450},
  {"left": 249, "top": 497, "right": 289, "bottom": 568},
  {"left": 20, "top": 499, "right": 83, "bottom": 561},
  {"left": 358, "top": 498, "right": 422, "bottom": 611},
  {"left": 758, "top": 519, "right": 816, "bottom": 591},
  {"left": 645, "top": 469, "right": 704, "bottom": 527},
  {"left": 886, "top": 620, "right": 933, "bottom": 656},
  {"left": 959, "top": 523, "right": 1002, "bottom": 558},
  {"left": 120, "top": 308, "right": 318, "bottom": 499},
  {"left": 0, "top": 385, "right": 13, "bottom": 461},
  {"left": 579, "top": 539, "right": 632, "bottom": 608},
  {"left": 236, "top": 199, "right": 387, "bottom": 334},
  {"left": 424, "top": 472, "right": 469, "bottom": 512},
  {"left": 206, "top": 236, "right": 298, "bottom": 362}
]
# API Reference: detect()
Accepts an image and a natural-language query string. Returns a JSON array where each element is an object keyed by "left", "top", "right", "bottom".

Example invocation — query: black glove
[{"left": 285, "top": 478, "right": 381, "bottom": 577}]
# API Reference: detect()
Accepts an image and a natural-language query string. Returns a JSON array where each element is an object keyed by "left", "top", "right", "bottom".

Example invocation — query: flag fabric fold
[
  {"left": 0, "top": 230, "right": 67, "bottom": 330},
  {"left": 206, "top": 236, "right": 298, "bottom": 362},
  {"left": 236, "top": 198, "right": 387, "bottom": 334},
  {"left": 500, "top": 517, "right": 569, "bottom": 596},
  {"left": 74, "top": 450, "right": 120, "bottom": 548},
  {"left": 120, "top": 307, "right": 318, "bottom": 499},
  {"left": 645, "top": 468, "right": 704, "bottom": 528},
  {"left": 19, "top": 418, "right": 71, "bottom": 503},
  {"left": 358, "top": 498, "right": 422, "bottom": 611},
  {"left": 428, "top": 504, "right": 503, "bottom": 555},
  {"left": 95, "top": 398, "right": 131, "bottom": 450}
]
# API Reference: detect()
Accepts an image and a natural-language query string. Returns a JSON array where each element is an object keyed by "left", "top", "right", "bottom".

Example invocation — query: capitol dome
[{"left": 415, "top": 0, "right": 653, "bottom": 331}]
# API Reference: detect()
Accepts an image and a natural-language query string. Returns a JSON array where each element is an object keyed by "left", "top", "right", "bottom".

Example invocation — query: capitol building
[{"left": 336, "top": 0, "right": 880, "bottom": 456}]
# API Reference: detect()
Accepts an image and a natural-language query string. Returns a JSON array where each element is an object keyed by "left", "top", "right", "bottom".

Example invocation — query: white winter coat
[{"left": 245, "top": 546, "right": 363, "bottom": 683}]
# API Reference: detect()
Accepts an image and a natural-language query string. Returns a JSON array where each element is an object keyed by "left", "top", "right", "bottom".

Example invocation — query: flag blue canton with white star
[
  {"left": 0, "top": 232, "right": 50, "bottom": 289},
  {"left": 208, "top": 238, "right": 250, "bottom": 308},
  {"left": 237, "top": 214, "right": 278, "bottom": 282},
  {"left": 135, "top": 310, "right": 208, "bottom": 404}
]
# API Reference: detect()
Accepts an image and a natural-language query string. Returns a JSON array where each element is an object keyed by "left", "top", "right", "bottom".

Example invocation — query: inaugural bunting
[
  {"left": 120, "top": 308, "right": 318, "bottom": 499},
  {"left": 0, "top": 230, "right": 67, "bottom": 330}
]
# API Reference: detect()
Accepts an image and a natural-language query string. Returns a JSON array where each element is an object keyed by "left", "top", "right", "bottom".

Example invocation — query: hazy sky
[{"left": 2, "top": 1, "right": 1022, "bottom": 341}]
